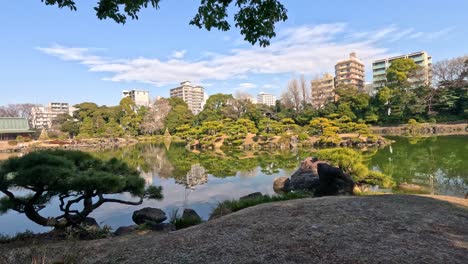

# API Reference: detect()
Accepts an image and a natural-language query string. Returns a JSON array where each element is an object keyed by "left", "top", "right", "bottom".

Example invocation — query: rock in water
[
  {"left": 315, "top": 163, "right": 355, "bottom": 196},
  {"left": 182, "top": 208, "right": 202, "bottom": 223},
  {"left": 240, "top": 192, "right": 263, "bottom": 200},
  {"left": 132, "top": 207, "right": 167, "bottom": 225},
  {"left": 275, "top": 157, "right": 354, "bottom": 196},
  {"left": 273, "top": 177, "right": 290, "bottom": 191}
]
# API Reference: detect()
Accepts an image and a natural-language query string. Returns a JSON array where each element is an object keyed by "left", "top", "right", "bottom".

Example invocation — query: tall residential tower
[
  {"left": 334, "top": 52, "right": 365, "bottom": 91},
  {"left": 311, "top": 73, "right": 335, "bottom": 109},
  {"left": 170, "top": 81, "right": 206, "bottom": 115},
  {"left": 372, "top": 51, "right": 432, "bottom": 87}
]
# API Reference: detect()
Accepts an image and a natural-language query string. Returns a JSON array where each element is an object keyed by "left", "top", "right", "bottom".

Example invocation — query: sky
[{"left": 0, "top": 0, "right": 467, "bottom": 106}]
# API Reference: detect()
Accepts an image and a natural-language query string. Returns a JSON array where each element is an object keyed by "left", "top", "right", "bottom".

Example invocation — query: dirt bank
[
  {"left": 371, "top": 123, "right": 468, "bottom": 136},
  {"left": 1, "top": 195, "right": 467, "bottom": 264}
]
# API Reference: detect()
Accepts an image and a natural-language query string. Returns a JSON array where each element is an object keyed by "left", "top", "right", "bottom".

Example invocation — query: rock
[
  {"left": 300, "top": 157, "right": 319, "bottom": 171},
  {"left": 315, "top": 163, "right": 355, "bottom": 196},
  {"left": 83, "top": 217, "right": 99, "bottom": 227},
  {"left": 240, "top": 192, "right": 263, "bottom": 200},
  {"left": 277, "top": 158, "right": 354, "bottom": 196},
  {"left": 149, "top": 223, "right": 176, "bottom": 232},
  {"left": 182, "top": 209, "right": 202, "bottom": 223},
  {"left": 273, "top": 177, "right": 290, "bottom": 191},
  {"left": 289, "top": 136, "right": 299, "bottom": 149},
  {"left": 286, "top": 170, "right": 320, "bottom": 191},
  {"left": 132, "top": 207, "right": 167, "bottom": 225},
  {"left": 114, "top": 225, "right": 137, "bottom": 236}
]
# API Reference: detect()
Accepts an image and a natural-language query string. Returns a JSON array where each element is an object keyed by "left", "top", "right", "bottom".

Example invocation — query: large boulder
[
  {"left": 182, "top": 208, "right": 202, "bottom": 223},
  {"left": 315, "top": 163, "right": 354, "bottom": 196},
  {"left": 132, "top": 207, "right": 167, "bottom": 225},
  {"left": 276, "top": 157, "right": 354, "bottom": 196}
]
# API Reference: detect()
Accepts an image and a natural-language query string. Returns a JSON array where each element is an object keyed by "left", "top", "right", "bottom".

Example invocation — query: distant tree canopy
[
  {"left": 0, "top": 150, "right": 162, "bottom": 228},
  {"left": 40, "top": 0, "right": 288, "bottom": 46}
]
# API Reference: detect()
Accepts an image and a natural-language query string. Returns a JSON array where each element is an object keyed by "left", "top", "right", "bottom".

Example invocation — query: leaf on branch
[{"left": 144, "top": 185, "right": 163, "bottom": 200}]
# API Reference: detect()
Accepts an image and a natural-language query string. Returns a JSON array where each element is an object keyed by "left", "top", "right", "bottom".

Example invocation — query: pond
[{"left": 0, "top": 136, "right": 467, "bottom": 235}]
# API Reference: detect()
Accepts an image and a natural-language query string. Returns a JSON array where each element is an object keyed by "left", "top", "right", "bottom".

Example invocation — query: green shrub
[
  {"left": 0, "top": 230, "right": 34, "bottom": 244},
  {"left": 316, "top": 148, "right": 395, "bottom": 188},
  {"left": 7, "top": 140, "right": 17, "bottom": 146},
  {"left": 168, "top": 209, "right": 202, "bottom": 230},
  {"left": 210, "top": 192, "right": 310, "bottom": 220},
  {"left": 298, "top": 133, "right": 309, "bottom": 141}
]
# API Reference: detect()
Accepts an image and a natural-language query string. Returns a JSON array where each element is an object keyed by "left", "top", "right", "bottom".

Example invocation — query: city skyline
[{"left": 1, "top": 0, "right": 467, "bottom": 106}]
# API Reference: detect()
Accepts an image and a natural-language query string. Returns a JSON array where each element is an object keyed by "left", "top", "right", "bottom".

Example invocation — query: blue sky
[{"left": 0, "top": 0, "right": 467, "bottom": 106}]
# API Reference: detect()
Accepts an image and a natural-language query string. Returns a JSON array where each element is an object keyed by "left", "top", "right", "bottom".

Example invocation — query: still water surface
[{"left": 1, "top": 136, "right": 466, "bottom": 235}]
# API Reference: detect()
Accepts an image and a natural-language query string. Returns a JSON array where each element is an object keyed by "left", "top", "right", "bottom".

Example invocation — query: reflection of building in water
[
  {"left": 139, "top": 169, "right": 154, "bottom": 185},
  {"left": 176, "top": 164, "right": 208, "bottom": 189}
]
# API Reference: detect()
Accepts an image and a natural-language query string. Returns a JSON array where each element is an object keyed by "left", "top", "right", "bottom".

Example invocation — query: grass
[
  {"left": 169, "top": 209, "right": 203, "bottom": 230},
  {"left": 0, "top": 230, "right": 35, "bottom": 244},
  {"left": 210, "top": 192, "right": 311, "bottom": 220}
]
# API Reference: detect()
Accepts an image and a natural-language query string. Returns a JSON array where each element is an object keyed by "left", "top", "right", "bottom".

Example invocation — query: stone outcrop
[
  {"left": 277, "top": 157, "right": 354, "bottom": 196},
  {"left": 132, "top": 207, "right": 167, "bottom": 225},
  {"left": 181, "top": 209, "right": 202, "bottom": 223},
  {"left": 240, "top": 192, "right": 263, "bottom": 200}
]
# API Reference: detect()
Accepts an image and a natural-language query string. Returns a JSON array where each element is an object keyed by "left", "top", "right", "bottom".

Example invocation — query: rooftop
[{"left": 0, "top": 117, "right": 33, "bottom": 133}]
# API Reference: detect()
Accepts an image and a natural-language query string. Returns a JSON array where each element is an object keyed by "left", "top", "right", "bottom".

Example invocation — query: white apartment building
[
  {"left": 170, "top": 81, "right": 206, "bottom": 115},
  {"left": 372, "top": 51, "right": 432, "bottom": 87},
  {"left": 122, "top": 90, "right": 151, "bottom": 107},
  {"left": 311, "top": 73, "right": 335, "bottom": 109},
  {"left": 257, "top": 92, "right": 276, "bottom": 106},
  {"left": 32, "top": 102, "right": 75, "bottom": 129},
  {"left": 335, "top": 52, "right": 365, "bottom": 91}
]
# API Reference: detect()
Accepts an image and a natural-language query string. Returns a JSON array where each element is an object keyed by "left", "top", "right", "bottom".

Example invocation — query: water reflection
[
  {"left": 1, "top": 136, "right": 466, "bottom": 235},
  {"left": 368, "top": 136, "right": 467, "bottom": 197}
]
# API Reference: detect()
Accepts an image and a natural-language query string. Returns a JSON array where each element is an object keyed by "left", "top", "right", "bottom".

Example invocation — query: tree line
[{"left": 1, "top": 55, "right": 466, "bottom": 144}]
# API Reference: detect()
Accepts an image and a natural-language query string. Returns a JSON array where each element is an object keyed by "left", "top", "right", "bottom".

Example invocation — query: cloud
[
  {"left": 235, "top": 82, "right": 257, "bottom": 91},
  {"left": 37, "top": 23, "right": 440, "bottom": 88},
  {"left": 171, "top": 50, "right": 187, "bottom": 59}
]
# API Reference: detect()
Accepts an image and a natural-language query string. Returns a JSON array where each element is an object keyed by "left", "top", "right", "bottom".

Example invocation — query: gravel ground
[{"left": 1, "top": 194, "right": 467, "bottom": 264}]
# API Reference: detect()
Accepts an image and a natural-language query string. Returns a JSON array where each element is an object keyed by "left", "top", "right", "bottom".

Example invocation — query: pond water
[{"left": 0, "top": 136, "right": 467, "bottom": 235}]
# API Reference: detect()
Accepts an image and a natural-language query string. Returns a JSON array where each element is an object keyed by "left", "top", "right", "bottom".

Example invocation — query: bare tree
[
  {"left": 0, "top": 103, "right": 38, "bottom": 126},
  {"left": 432, "top": 55, "right": 468, "bottom": 88},
  {"left": 141, "top": 98, "right": 172, "bottom": 135},
  {"left": 281, "top": 78, "right": 303, "bottom": 111},
  {"left": 233, "top": 91, "right": 254, "bottom": 101},
  {"left": 300, "top": 75, "right": 310, "bottom": 108}
]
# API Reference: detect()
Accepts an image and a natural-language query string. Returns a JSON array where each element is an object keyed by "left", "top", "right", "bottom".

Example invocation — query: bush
[
  {"left": 210, "top": 192, "right": 310, "bottom": 220},
  {"left": 7, "top": 140, "right": 17, "bottom": 146},
  {"left": 298, "top": 133, "right": 309, "bottom": 141},
  {"left": 316, "top": 148, "right": 395, "bottom": 188},
  {"left": 0, "top": 230, "right": 34, "bottom": 244}
]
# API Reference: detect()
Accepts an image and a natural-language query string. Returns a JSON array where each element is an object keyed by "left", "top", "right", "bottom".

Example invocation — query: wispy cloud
[
  {"left": 37, "top": 23, "right": 444, "bottom": 88},
  {"left": 235, "top": 82, "right": 257, "bottom": 91},
  {"left": 171, "top": 50, "right": 187, "bottom": 59}
]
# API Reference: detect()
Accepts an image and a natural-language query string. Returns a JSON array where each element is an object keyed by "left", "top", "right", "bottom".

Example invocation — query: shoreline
[{"left": 1, "top": 194, "right": 467, "bottom": 264}]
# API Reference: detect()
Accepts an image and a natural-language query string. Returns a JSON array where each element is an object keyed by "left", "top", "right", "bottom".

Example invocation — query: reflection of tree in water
[{"left": 368, "top": 136, "right": 467, "bottom": 196}]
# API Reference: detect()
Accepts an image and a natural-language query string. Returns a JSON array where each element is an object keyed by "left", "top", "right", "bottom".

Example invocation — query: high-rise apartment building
[
  {"left": 170, "top": 81, "right": 206, "bottom": 115},
  {"left": 257, "top": 92, "right": 276, "bottom": 106},
  {"left": 32, "top": 102, "right": 75, "bottom": 129},
  {"left": 335, "top": 52, "right": 365, "bottom": 91},
  {"left": 122, "top": 90, "right": 151, "bottom": 107},
  {"left": 372, "top": 51, "right": 432, "bottom": 87},
  {"left": 311, "top": 73, "right": 335, "bottom": 109}
]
